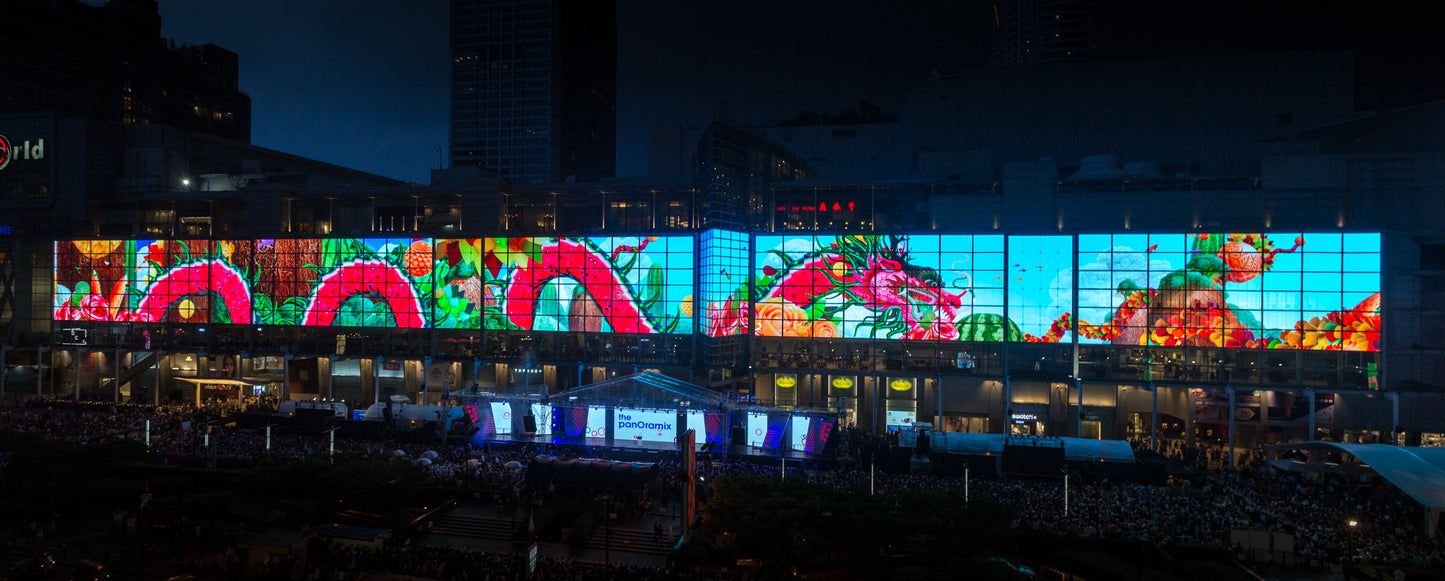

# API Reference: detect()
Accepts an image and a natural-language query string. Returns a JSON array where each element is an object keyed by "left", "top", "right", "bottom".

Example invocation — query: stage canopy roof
[
  {"left": 548, "top": 371, "right": 727, "bottom": 410},
  {"left": 1268, "top": 441, "right": 1445, "bottom": 536},
  {"left": 900, "top": 431, "right": 1138, "bottom": 464}
]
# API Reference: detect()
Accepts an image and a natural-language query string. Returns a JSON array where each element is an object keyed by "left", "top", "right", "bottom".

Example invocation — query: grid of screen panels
[
  {"left": 49, "top": 233, "right": 1380, "bottom": 352},
  {"left": 700, "top": 229, "right": 750, "bottom": 337},
  {"left": 1074, "top": 233, "right": 1380, "bottom": 351},
  {"left": 484, "top": 236, "right": 695, "bottom": 335},
  {"left": 751, "top": 234, "right": 1005, "bottom": 340},
  {"left": 52, "top": 236, "right": 697, "bottom": 335}
]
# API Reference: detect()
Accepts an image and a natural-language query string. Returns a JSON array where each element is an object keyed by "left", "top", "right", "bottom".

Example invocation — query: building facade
[
  {"left": 5, "top": 106, "right": 1444, "bottom": 452},
  {"left": 449, "top": 0, "right": 617, "bottom": 183}
]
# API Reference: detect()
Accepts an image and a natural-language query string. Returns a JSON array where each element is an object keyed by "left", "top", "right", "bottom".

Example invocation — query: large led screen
[
  {"left": 1007, "top": 236, "right": 1074, "bottom": 343},
  {"left": 613, "top": 408, "right": 677, "bottom": 443},
  {"left": 587, "top": 406, "right": 608, "bottom": 439},
  {"left": 746, "top": 411, "right": 768, "bottom": 447},
  {"left": 530, "top": 403, "right": 553, "bottom": 436},
  {"left": 54, "top": 236, "right": 697, "bottom": 334},
  {"left": 752, "top": 234, "right": 1008, "bottom": 340},
  {"left": 701, "top": 229, "right": 750, "bottom": 336},
  {"left": 484, "top": 236, "right": 695, "bottom": 334},
  {"left": 1070, "top": 233, "right": 1380, "bottom": 351},
  {"left": 490, "top": 401, "right": 514, "bottom": 435},
  {"left": 54, "top": 239, "right": 245, "bottom": 324},
  {"left": 686, "top": 410, "right": 707, "bottom": 444}
]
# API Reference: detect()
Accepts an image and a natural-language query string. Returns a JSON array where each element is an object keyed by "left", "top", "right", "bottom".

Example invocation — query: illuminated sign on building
[
  {"left": 0, "top": 135, "right": 45, "bottom": 172},
  {"left": 830, "top": 376, "right": 854, "bottom": 389}
]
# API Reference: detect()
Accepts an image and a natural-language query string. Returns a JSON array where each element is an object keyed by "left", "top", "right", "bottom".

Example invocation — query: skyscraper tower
[
  {"left": 988, "top": 0, "right": 1099, "bottom": 67},
  {"left": 450, "top": 0, "right": 617, "bottom": 184}
]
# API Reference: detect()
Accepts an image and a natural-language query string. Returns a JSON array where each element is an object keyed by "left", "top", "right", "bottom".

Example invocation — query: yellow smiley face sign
[
  {"left": 889, "top": 379, "right": 914, "bottom": 391},
  {"left": 775, "top": 375, "right": 797, "bottom": 388},
  {"left": 831, "top": 377, "right": 854, "bottom": 389}
]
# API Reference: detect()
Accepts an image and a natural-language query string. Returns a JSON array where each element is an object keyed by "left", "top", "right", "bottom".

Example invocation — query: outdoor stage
[{"left": 468, "top": 431, "right": 829, "bottom": 462}]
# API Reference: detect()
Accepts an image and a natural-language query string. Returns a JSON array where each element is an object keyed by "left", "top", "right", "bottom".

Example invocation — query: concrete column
[
  {"left": 1075, "top": 378, "right": 1084, "bottom": 438},
  {"left": 1307, "top": 388, "right": 1316, "bottom": 441},
  {"left": 282, "top": 355, "right": 291, "bottom": 402},
  {"left": 38, "top": 347, "right": 48, "bottom": 397},
  {"left": 1227, "top": 385, "right": 1236, "bottom": 470},
  {"left": 871, "top": 374, "right": 880, "bottom": 433},
  {"left": 373, "top": 356, "right": 382, "bottom": 405},
  {"left": 114, "top": 348, "right": 122, "bottom": 404},
  {"left": 0, "top": 345, "right": 8, "bottom": 402},
  {"left": 74, "top": 348, "right": 82, "bottom": 403},
  {"left": 1390, "top": 393, "right": 1400, "bottom": 445},
  {"left": 154, "top": 353, "right": 163, "bottom": 405},
  {"left": 1003, "top": 376, "right": 1012, "bottom": 435},
  {"left": 1150, "top": 382, "right": 1158, "bottom": 453},
  {"left": 422, "top": 356, "right": 432, "bottom": 405},
  {"left": 329, "top": 355, "right": 339, "bottom": 401}
]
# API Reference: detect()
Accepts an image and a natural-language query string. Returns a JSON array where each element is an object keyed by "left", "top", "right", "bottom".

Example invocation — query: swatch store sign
[{"left": 0, "top": 135, "right": 46, "bottom": 172}]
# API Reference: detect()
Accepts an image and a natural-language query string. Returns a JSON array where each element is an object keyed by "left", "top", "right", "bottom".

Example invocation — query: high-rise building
[
  {"left": 0, "top": 0, "right": 251, "bottom": 143},
  {"left": 450, "top": 0, "right": 617, "bottom": 184},
  {"left": 988, "top": 0, "right": 1099, "bottom": 67}
]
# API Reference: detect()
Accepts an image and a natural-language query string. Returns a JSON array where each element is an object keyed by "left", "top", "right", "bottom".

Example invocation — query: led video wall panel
[
  {"left": 1072, "top": 233, "right": 1381, "bottom": 351},
  {"left": 1007, "top": 236, "right": 1074, "bottom": 343},
  {"left": 54, "top": 239, "right": 244, "bottom": 324},
  {"left": 53, "top": 232, "right": 1380, "bottom": 353},
  {"left": 752, "top": 234, "right": 1006, "bottom": 340},
  {"left": 484, "top": 236, "right": 695, "bottom": 334},
  {"left": 701, "top": 229, "right": 750, "bottom": 337},
  {"left": 55, "top": 236, "right": 697, "bottom": 335},
  {"left": 614, "top": 408, "right": 677, "bottom": 443}
]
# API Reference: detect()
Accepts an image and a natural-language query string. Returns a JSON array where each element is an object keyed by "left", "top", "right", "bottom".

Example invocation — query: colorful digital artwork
[
  {"left": 481, "top": 236, "right": 694, "bottom": 334},
  {"left": 1066, "top": 233, "right": 1381, "bottom": 351},
  {"left": 700, "top": 230, "right": 750, "bottom": 337},
  {"left": 748, "top": 233, "right": 1381, "bottom": 351},
  {"left": 750, "top": 234, "right": 1010, "bottom": 340},
  {"left": 52, "top": 233, "right": 1381, "bottom": 351},
  {"left": 53, "top": 236, "right": 696, "bottom": 335}
]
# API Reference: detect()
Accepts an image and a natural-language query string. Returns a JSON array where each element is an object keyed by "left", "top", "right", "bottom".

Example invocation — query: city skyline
[{"left": 158, "top": 0, "right": 1445, "bottom": 184}]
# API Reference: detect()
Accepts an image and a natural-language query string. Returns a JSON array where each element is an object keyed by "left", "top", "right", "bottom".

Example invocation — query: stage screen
[
  {"left": 614, "top": 408, "right": 677, "bottom": 443},
  {"left": 746, "top": 412, "right": 768, "bottom": 447},
  {"left": 1073, "top": 233, "right": 1381, "bottom": 350},
  {"left": 807, "top": 417, "right": 834, "bottom": 453},
  {"left": 484, "top": 236, "right": 695, "bottom": 334},
  {"left": 790, "top": 416, "right": 811, "bottom": 452},
  {"left": 587, "top": 406, "right": 608, "bottom": 439},
  {"left": 705, "top": 412, "right": 729, "bottom": 446},
  {"left": 752, "top": 234, "right": 1007, "bottom": 340},
  {"left": 489, "top": 401, "right": 514, "bottom": 435},
  {"left": 530, "top": 403, "right": 553, "bottom": 436},
  {"left": 686, "top": 410, "right": 707, "bottom": 445},
  {"left": 701, "top": 229, "right": 750, "bottom": 336},
  {"left": 886, "top": 410, "right": 916, "bottom": 429},
  {"left": 563, "top": 406, "right": 588, "bottom": 438},
  {"left": 763, "top": 414, "right": 788, "bottom": 449}
]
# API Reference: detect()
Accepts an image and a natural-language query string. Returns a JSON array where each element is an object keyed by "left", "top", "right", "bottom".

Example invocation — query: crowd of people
[{"left": 3, "top": 398, "right": 1444, "bottom": 576}]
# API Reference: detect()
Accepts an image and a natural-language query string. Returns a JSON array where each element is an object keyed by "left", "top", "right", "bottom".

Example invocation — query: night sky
[{"left": 160, "top": 1, "right": 1444, "bottom": 184}]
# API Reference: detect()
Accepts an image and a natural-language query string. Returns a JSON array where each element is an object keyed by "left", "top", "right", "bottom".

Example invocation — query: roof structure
[
  {"left": 547, "top": 371, "right": 727, "bottom": 410},
  {"left": 1268, "top": 441, "right": 1445, "bottom": 537},
  {"left": 899, "top": 431, "right": 1137, "bottom": 464}
]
